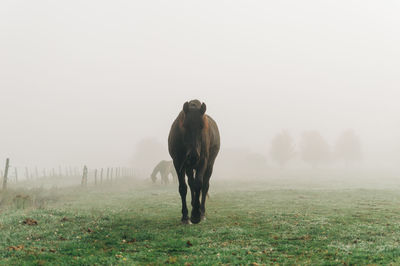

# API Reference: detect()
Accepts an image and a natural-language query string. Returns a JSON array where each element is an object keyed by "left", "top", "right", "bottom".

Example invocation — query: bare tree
[
  {"left": 270, "top": 131, "right": 295, "bottom": 167},
  {"left": 300, "top": 131, "right": 330, "bottom": 167},
  {"left": 334, "top": 129, "right": 362, "bottom": 166}
]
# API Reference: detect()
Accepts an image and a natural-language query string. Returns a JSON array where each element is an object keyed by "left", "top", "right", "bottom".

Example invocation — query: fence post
[
  {"left": 2, "top": 158, "right": 10, "bottom": 190},
  {"left": 14, "top": 167, "right": 18, "bottom": 183},
  {"left": 100, "top": 168, "right": 103, "bottom": 184},
  {"left": 35, "top": 167, "right": 39, "bottom": 178},
  {"left": 94, "top": 169, "right": 98, "bottom": 185},
  {"left": 81, "top": 165, "right": 88, "bottom": 187}
]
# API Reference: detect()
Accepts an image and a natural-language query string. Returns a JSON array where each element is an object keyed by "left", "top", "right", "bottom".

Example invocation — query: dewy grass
[{"left": 1, "top": 177, "right": 400, "bottom": 265}]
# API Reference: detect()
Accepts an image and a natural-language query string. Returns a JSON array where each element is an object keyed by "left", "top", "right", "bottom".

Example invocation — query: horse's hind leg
[{"left": 162, "top": 173, "right": 169, "bottom": 185}]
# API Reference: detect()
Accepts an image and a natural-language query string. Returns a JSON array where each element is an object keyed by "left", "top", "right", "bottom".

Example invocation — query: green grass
[{"left": 1, "top": 176, "right": 400, "bottom": 265}]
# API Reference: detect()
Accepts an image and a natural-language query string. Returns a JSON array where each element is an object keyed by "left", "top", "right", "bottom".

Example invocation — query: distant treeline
[{"left": 269, "top": 129, "right": 361, "bottom": 168}]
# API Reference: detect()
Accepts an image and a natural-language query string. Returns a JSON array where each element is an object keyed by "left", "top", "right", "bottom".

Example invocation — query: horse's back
[{"left": 168, "top": 112, "right": 184, "bottom": 160}]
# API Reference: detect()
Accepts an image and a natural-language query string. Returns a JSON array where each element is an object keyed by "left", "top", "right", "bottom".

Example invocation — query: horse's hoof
[
  {"left": 201, "top": 215, "right": 206, "bottom": 221},
  {"left": 181, "top": 219, "right": 191, "bottom": 225},
  {"left": 190, "top": 216, "right": 201, "bottom": 224}
]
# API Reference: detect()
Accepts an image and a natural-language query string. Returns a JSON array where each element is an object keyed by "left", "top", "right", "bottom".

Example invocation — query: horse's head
[{"left": 181, "top": 100, "right": 207, "bottom": 166}]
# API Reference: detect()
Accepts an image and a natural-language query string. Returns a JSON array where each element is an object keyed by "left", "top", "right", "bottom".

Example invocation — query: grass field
[{"left": 1, "top": 171, "right": 400, "bottom": 265}]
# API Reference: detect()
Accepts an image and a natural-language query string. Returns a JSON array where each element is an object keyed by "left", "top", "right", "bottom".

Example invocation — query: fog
[{"left": 1, "top": 1, "right": 399, "bottom": 177}]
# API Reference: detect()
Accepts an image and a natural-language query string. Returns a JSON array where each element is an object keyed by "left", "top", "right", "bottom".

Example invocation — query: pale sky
[{"left": 1, "top": 0, "right": 399, "bottom": 168}]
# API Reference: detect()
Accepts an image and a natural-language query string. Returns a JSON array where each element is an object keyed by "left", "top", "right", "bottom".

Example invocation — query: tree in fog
[
  {"left": 269, "top": 131, "right": 295, "bottom": 167},
  {"left": 300, "top": 131, "right": 330, "bottom": 167},
  {"left": 334, "top": 130, "right": 362, "bottom": 166},
  {"left": 132, "top": 138, "right": 169, "bottom": 178}
]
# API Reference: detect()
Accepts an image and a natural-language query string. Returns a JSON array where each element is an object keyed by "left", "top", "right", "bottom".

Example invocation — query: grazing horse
[
  {"left": 168, "top": 100, "right": 220, "bottom": 224},
  {"left": 150, "top": 160, "right": 178, "bottom": 184}
]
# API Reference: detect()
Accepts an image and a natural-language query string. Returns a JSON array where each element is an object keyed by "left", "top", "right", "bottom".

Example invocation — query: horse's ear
[
  {"left": 200, "top": 103, "right": 206, "bottom": 115},
  {"left": 183, "top": 102, "right": 189, "bottom": 113}
]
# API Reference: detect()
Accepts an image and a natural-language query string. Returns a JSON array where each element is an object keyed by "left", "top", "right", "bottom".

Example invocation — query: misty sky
[{"left": 1, "top": 1, "right": 399, "bottom": 168}]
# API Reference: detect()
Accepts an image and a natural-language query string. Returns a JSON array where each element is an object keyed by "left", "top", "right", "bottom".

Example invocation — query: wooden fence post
[
  {"left": 94, "top": 169, "right": 98, "bottom": 185},
  {"left": 106, "top": 168, "right": 110, "bottom": 181},
  {"left": 2, "top": 158, "right": 10, "bottom": 190},
  {"left": 81, "top": 165, "right": 88, "bottom": 187},
  {"left": 85, "top": 167, "right": 88, "bottom": 186},
  {"left": 100, "top": 168, "right": 103, "bottom": 184},
  {"left": 14, "top": 167, "right": 18, "bottom": 183}
]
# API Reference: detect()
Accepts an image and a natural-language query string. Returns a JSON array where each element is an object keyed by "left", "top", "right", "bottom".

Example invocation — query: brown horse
[{"left": 168, "top": 100, "right": 220, "bottom": 224}]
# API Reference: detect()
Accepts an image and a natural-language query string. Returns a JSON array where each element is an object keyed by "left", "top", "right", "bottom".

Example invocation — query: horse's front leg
[
  {"left": 173, "top": 159, "right": 189, "bottom": 224},
  {"left": 190, "top": 166, "right": 206, "bottom": 224},
  {"left": 186, "top": 169, "right": 195, "bottom": 207},
  {"left": 200, "top": 165, "right": 213, "bottom": 220},
  {"left": 178, "top": 173, "right": 189, "bottom": 224}
]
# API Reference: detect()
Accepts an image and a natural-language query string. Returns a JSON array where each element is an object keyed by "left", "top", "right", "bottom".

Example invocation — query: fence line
[{"left": 0, "top": 158, "right": 136, "bottom": 189}]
